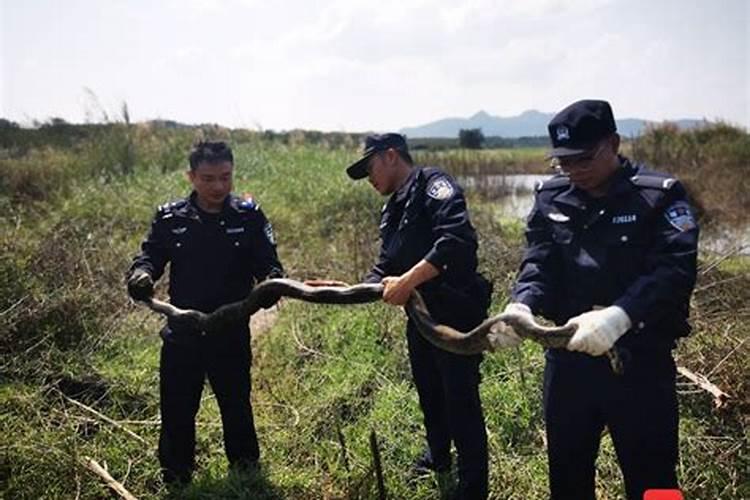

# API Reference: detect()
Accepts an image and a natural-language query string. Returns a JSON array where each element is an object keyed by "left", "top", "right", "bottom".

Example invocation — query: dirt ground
[{"left": 250, "top": 303, "right": 279, "bottom": 336}]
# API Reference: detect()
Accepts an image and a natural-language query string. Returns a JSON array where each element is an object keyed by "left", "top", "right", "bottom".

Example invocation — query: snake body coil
[{"left": 143, "top": 278, "right": 622, "bottom": 373}]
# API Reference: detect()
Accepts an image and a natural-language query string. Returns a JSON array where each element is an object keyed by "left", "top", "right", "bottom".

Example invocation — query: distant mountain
[{"left": 400, "top": 109, "right": 705, "bottom": 138}]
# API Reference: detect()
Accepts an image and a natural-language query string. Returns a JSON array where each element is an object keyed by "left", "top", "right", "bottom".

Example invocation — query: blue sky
[{"left": 1, "top": 0, "right": 748, "bottom": 131}]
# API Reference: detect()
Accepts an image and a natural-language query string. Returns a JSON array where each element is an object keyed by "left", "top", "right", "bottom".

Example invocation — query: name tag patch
[
  {"left": 226, "top": 227, "right": 245, "bottom": 234},
  {"left": 612, "top": 214, "right": 637, "bottom": 224}
]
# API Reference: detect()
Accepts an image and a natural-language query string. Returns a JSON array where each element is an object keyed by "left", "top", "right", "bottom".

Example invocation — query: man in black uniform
[
  {"left": 126, "top": 141, "right": 284, "bottom": 485},
  {"left": 346, "top": 133, "right": 491, "bottom": 499},
  {"left": 502, "top": 100, "right": 698, "bottom": 499}
]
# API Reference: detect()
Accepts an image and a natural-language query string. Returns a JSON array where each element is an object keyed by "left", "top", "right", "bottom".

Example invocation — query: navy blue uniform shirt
[
  {"left": 512, "top": 157, "right": 699, "bottom": 350},
  {"left": 131, "top": 192, "right": 284, "bottom": 335},
  {"left": 365, "top": 166, "right": 490, "bottom": 320}
]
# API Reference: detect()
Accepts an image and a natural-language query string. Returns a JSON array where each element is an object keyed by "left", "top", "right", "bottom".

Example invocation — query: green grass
[
  {"left": 412, "top": 147, "right": 550, "bottom": 177},
  {"left": 1, "top": 131, "right": 748, "bottom": 499}
]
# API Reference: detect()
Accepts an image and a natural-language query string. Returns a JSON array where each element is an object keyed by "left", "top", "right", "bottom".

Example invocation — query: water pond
[{"left": 459, "top": 173, "right": 749, "bottom": 256}]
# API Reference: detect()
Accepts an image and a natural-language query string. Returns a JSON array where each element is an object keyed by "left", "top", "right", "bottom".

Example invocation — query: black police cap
[
  {"left": 547, "top": 99, "right": 617, "bottom": 158},
  {"left": 346, "top": 133, "right": 409, "bottom": 180}
]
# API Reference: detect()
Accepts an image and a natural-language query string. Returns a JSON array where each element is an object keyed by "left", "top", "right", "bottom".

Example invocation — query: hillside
[{"left": 400, "top": 109, "right": 706, "bottom": 138}]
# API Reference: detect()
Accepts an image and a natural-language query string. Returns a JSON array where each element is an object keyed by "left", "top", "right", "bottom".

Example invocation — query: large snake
[{"left": 142, "top": 278, "right": 623, "bottom": 374}]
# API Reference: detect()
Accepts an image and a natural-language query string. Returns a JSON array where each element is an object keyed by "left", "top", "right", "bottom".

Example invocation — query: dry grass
[{"left": 1, "top": 126, "right": 747, "bottom": 499}]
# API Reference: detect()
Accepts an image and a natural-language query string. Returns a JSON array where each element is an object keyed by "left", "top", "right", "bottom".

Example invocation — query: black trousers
[
  {"left": 406, "top": 317, "right": 488, "bottom": 500},
  {"left": 543, "top": 348, "right": 679, "bottom": 500},
  {"left": 158, "top": 328, "right": 259, "bottom": 483}
]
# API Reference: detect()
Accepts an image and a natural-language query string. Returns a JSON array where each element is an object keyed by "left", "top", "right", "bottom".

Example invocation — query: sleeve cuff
[
  {"left": 510, "top": 291, "right": 543, "bottom": 316},
  {"left": 613, "top": 298, "right": 646, "bottom": 332},
  {"left": 424, "top": 248, "right": 448, "bottom": 272}
]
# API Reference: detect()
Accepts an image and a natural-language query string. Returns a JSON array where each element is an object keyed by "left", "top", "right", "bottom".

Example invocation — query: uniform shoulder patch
[
  {"left": 263, "top": 221, "right": 276, "bottom": 245},
  {"left": 664, "top": 201, "right": 696, "bottom": 232},
  {"left": 426, "top": 176, "right": 455, "bottom": 200}
]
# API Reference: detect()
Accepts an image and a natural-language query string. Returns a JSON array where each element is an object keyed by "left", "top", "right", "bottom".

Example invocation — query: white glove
[
  {"left": 566, "top": 306, "right": 632, "bottom": 356},
  {"left": 488, "top": 302, "right": 530, "bottom": 348}
]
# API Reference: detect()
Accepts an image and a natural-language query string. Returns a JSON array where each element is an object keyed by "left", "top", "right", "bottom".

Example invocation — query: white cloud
[{"left": 1, "top": 0, "right": 747, "bottom": 130}]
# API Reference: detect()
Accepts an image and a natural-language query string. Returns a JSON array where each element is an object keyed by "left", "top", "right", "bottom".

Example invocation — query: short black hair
[
  {"left": 188, "top": 141, "right": 234, "bottom": 170},
  {"left": 396, "top": 149, "right": 414, "bottom": 165}
]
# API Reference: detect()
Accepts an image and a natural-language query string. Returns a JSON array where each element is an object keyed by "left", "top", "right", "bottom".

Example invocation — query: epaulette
[
  {"left": 232, "top": 195, "right": 259, "bottom": 213},
  {"left": 629, "top": 174, "right": 677, "bottom": 190},
  {"left": 156, "top": 199, "right": 188, "bottom": 219},
  {"left": 421, "top": 166, "right": 443, "bottom": 179},
  {"left": 535, "top": 175, "right": 571, "bottom": 192}
]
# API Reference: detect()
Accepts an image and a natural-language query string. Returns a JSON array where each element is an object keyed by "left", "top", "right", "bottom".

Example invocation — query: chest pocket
[
  {"left": 603, "top": 224, "right": 649, "bottom": 248},
  {"left": 167, "top": 223, "right": 194, "bottom": 259},
  {"left": 380, "top": 202, "right": 427, "bottom": 264},
  {"left": 225, "top": 225, "right": 257, "bottom": 279},
  {"left": 603, "top": 221, "right": 652, "bottom": 283},
  {"left": 225, "top": 225, "right": 249, "bottom": 250},
  {"left": 379, "top": 211, "right": 397, "bottom": 241},
  {"left": 397, "top": 204, "right": 421, "bottom": 232},
  {"left": 550, "top": 221, "right": 574, "bottom": 245}
]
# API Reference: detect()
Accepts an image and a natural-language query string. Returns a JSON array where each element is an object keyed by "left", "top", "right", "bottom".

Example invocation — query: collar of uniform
[
  {"left": 393, "top": 167, "right": 421, "bottom": 204},
  {"left": 552, "top": 184, "right": 587, "bottom": 211},
  {"left": 607, "top": 156, "right": 638, "bottom": 198},
  {"left": 552, "top": 156, "right": 636, "bottom": 210},
  {"left": 187, "top": 191, "right": 232, "bottom": 218}
]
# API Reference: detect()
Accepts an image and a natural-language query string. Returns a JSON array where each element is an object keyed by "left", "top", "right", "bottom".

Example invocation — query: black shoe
[
  {"left": 230, "top": 458, "right": 261, "bottom": 476},
  {"left": 162, "top": 472, "right": 191, "bottom": 496},
  {"left": 162, "top": 467, "right": 191, "bottom": 484},
  {"left": 412, "top": 449, "right": 451, "bottom": 476}
]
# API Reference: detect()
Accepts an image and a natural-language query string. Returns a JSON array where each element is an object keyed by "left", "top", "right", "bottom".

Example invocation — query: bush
[
  {"left": 632, "top": 123, "right": 750, "bottom": 225},
  {"left": 459, "top": 128, "right": 485, "bottom": 149}
]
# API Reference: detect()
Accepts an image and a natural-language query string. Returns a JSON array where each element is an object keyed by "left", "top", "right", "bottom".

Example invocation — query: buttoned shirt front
[{"left": 512, "top": 157, "right": 699, "bottom": 348}]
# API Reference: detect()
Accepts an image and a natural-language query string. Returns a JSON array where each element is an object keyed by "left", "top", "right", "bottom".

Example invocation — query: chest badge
[
  {"left": 547, "top": 212, "right": 570, "bottom": 223},
  {"left": 427, "top": 177, "right": 455, "bottom": 200},
  {"left": 171, "top": 226, "right": 187, "bottom": 234}
]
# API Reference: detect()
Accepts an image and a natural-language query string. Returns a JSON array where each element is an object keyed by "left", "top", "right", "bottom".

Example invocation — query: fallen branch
[
  {"left": 369, "top": 429, "right": 387, "bottom": 500},
  {"left": 82, "top": 457, "right": 138, "bottom": 500},
  {"left": 61, "top": 392, "right": 147, "bottom": 444},
  {"left": 677, "top": 365, "right": 731, "bottom": 409},
  {"left": 706, "top": 336, "right": 748, "bottom": 378},
  {"left": 699, "top": 244, "right": 747, "bottom": 275}
]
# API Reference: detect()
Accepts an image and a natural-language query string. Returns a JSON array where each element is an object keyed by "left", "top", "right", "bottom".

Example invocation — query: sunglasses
[
  {"left": 365, "top": 152, "right": 384, "bottom": 174},
  {"left": 551, "top": 143, "right": 606, "bottom": 173}
]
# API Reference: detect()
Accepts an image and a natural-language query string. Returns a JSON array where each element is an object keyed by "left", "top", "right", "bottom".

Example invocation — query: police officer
[
  {"left": 346, "top": 133, "right": 492, "bottom": 499},
  {"left": 126, "top": 141, "right": 284, "bottom": 485},
  {"left": 500, "top": 100, "right": 699, "bottom": 499}
]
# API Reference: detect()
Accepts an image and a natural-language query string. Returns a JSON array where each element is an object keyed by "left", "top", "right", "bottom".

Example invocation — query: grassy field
[
  {"left": 1, "top": 125, "right": 748, "bottom": 499},
  {"left": 411, "top": 147, "right": 551, "bottom": 176}
]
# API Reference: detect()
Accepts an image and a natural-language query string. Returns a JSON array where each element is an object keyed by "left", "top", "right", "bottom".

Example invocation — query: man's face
[
  {"left": 554, "top": 135, "right": 619, "bottom": 196},
  {"left": 366, "top": 150, "right": 397, "bottom": 195},
  {"left": 187, "top": 160, "right": 234, "bottom": 211}
]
